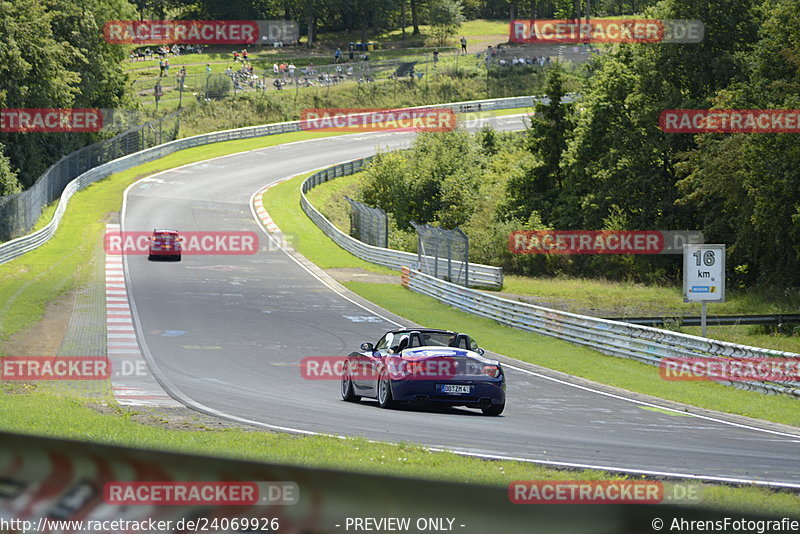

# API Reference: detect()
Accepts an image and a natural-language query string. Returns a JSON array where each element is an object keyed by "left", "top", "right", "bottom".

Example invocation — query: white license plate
[{"left": 440, "top": 384, "right": 471, "bottom": 395}]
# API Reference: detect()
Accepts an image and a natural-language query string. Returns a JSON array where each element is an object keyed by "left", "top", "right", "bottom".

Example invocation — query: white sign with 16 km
[{"left": 683, "top": 244, "right": 725, "bottom": 302}]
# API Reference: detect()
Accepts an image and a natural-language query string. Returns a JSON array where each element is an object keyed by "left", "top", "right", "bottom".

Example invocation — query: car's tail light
[
  {"left": 482, "top": 365, "right": 500, "bottom": 378},
  {"left": 406, "top": 361, "right": 424, "bottom": 375}
]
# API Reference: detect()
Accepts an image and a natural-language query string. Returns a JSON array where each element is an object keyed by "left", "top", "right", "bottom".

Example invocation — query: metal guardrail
[
  {"left": 0, "top": 95, "right": 544, "bottom": 266},
  {"left": 609, "top": 314, "right": 800, "bottom": 327},
  {"left": 300, "top": 158, "right": 504, "bottom": 289},
  {"left": 400, "top": 267, "right": 800, "bottom": 398}
]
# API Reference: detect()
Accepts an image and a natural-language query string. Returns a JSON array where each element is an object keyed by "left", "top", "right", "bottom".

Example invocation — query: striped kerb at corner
[
  {"left": 105, "top": 224, "right": 180, "bottom": 407},
  {"left": 253, "top": 186, "right": 279, "bottom": 232}
]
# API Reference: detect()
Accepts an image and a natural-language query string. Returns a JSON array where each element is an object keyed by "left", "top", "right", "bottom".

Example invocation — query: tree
[
  {"left": 411, "top": 0, "right": 422, "bottom": 34},
  {"left": 428, "top": 0, "right": 464, "bottom": 46},
  {"left": 0, "top": 0, "right": 135, "bottom": 188},
  {"left": 555, "top": 0, "right": 760, "bottom": 232},
  {"left": 503, "top": 62, "right": 572, "bottom": 222},
  {"left": 306, "top": 0, "right": 316, "bottom": 46},
  {"left": 360, "top": 130, "right": 481, "bottom": 229},
  {"left": 0, "top": 145, "right": 21, "bottom": 196},
  {"left": 675, "top": 0, "right": 800, "bottom": 285}
]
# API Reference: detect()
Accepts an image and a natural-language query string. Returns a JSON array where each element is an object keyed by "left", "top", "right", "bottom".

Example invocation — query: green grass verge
[
  {"left": 2, "top": 391, "right": 796, "bottom": 516},
  {"left": 501, "top": 275, "right": 800, "bottom": 317},
  {"left": 265, "top": 174, "right": 394, "bottom": 275},
  {"left": 266, "top": 173, "right": 800, "bottom": 428}
]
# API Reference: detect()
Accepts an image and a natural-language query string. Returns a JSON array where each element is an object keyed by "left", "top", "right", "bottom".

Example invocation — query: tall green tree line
[{"left": 0, "top": 0, "right": 135, "bottom": 194}]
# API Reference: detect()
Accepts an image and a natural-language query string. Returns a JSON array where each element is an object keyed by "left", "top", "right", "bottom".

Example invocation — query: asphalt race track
[{"left": 122, "top": 115, "right": 800, "bottom": 486}]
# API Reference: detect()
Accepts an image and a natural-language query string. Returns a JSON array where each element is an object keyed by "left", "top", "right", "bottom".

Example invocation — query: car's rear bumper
[
  {"left": 149, "top": 248, "right": 181, "bottom": 256},
  {"left": 390, "top": 378, "right": 505, "bottom": 406}
]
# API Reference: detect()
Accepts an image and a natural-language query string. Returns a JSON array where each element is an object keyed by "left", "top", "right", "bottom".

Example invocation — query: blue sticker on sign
[{"left": 691, "top": 286, "right": 710, "bottom": 292}]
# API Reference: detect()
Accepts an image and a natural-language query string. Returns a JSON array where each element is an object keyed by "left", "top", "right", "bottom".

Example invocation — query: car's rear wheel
[
  {"left": 377, "top": 371, "right": 395, "bottom": 409},
  {"left": 341, "top": 361, "right": 361, "bottom": 402},
  {"left": 481, "top": 402, "right": 505, "bottom": 416}
]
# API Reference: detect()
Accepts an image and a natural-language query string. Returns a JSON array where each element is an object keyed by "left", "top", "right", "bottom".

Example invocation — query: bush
[{"left": 205, "top": 74, "right": 232, "bottom": 100}]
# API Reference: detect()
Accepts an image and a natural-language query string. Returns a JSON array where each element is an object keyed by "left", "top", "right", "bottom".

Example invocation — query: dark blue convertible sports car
[{"left": 341, "top": 328, "right": 506, "bottom": 416}]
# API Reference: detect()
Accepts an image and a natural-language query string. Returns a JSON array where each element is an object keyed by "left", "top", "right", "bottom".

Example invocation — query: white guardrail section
[
  {"left": 0, "top": 95, "right": 540, "bottom": 266},
  {"left": 400, "top": 267, "right": 800, "bottom": 398},
  {"left": 300, "top": 157, "right": 504, "bottom": 289}
]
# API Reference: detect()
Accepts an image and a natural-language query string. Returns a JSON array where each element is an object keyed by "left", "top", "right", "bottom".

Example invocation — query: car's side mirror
[
  {"left": 360, "top": 342, "right": 374, "bottom": 351},
  {"left": 477, "top": 348, "right": 485, "bottom": 355}
]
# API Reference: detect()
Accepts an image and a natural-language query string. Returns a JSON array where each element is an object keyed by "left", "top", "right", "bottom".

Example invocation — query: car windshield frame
[{"left": 407, "top": 331, "right": 462, "bottom": 349}]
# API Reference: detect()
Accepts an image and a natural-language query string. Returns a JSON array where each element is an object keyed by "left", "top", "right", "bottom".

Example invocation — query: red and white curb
[
  {"left": 253, "top": 185, "right": 280, "bottom": 233},
  {"left": 106, "top": 224, "right": 180, "bottom": 407},
  {"left": 252, "top": 180, "right": 295, "bottom": 249}
]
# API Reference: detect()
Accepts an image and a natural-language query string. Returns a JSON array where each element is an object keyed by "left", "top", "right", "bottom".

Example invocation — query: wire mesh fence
[
  {"left": 345, "top": 196, "right": 388, "bottom": 248},
  {"left": 411, "top": 222, "right": 470, "bottom": 287},
  {"left": 132, "top": 58, "right": 432, "bottom": 104},
  {"left": 0, "top": 112, "right": 181, "bottom": 241}
]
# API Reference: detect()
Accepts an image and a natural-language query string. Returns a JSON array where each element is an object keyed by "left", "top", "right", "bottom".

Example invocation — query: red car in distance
[{"left": 148, "top": 229, "right": 182, "bottom": 261}]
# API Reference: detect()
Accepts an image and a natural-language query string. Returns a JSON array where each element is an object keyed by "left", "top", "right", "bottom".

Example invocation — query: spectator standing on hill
[
  {"left": 242, "top": 49, "right": 248, "bottom": 61},
  {"left": 461, "top": 36, "right": 467, "bottom": 53},
  {"left": 433, "top": 49, "right": 439, "bottom": 65},
  {"left": 164, "top": 59, "right": 170, "bottom": 76},
  {"left": 334, "top": 48, "right": 342, "bottom": 63},
  {"left": 348, "top": 42, "right": 355, "bottom": 61},
  {"left": 205, "top": 64, "right": 211, "bottom": 75},
  {"left": 273, "top": 63, "right": 279, "bottom": 75},
  {"left": 158, "top": 58, "right": 165, "bottom": 76}
]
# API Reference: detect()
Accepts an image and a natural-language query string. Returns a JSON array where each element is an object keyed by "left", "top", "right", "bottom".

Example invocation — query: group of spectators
[
  {"left": 129, "top": 44, "right": 203, "bottom": 61},
  {"left": 483, "top": 45, "right": 553, "bottom": 68},
  {"left": 498, "top": 55, "right": 552, "bottom": 67},
  {"left": 270, "top": 61, "right": 352, "bottom": 88}
]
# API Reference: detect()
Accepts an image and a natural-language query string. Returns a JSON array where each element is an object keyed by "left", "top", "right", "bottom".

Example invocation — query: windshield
[{"left": 410, "top": 332, "right": 461, "bottom": 348}]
